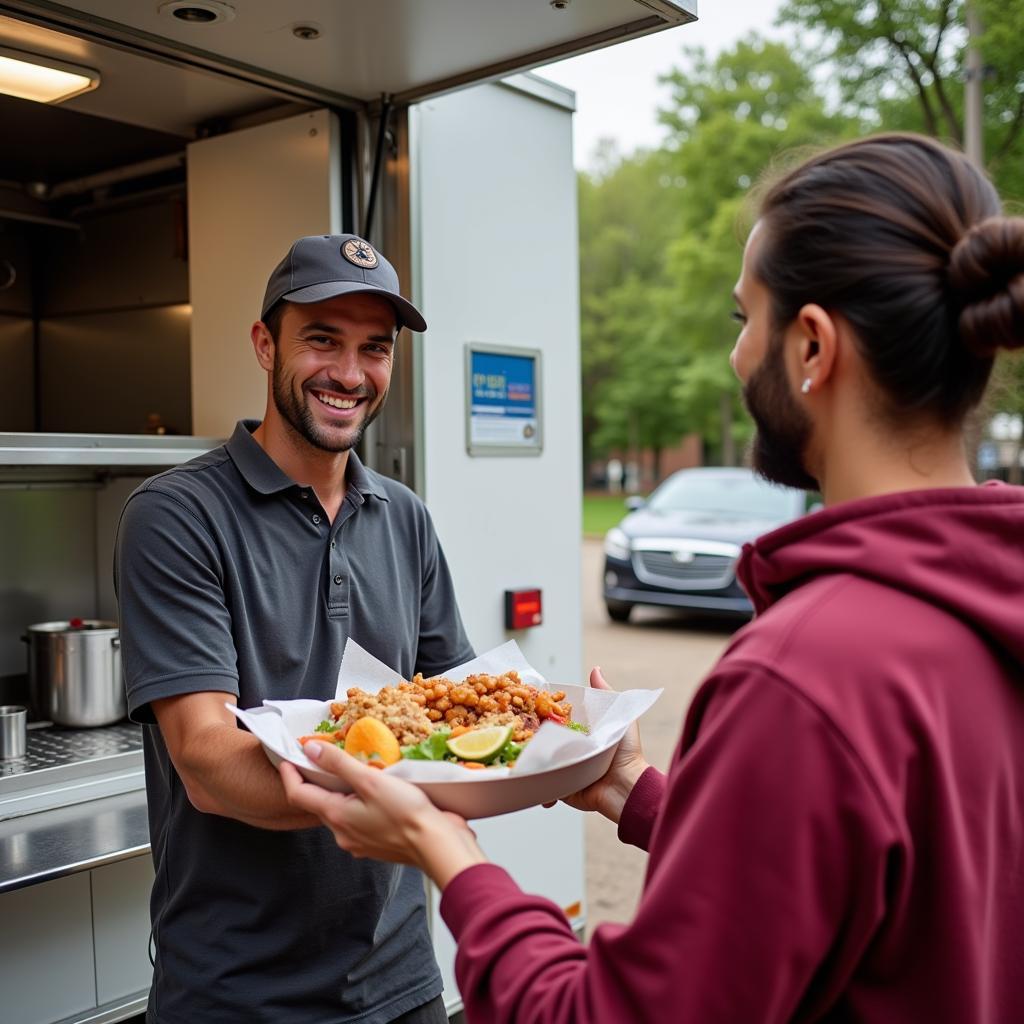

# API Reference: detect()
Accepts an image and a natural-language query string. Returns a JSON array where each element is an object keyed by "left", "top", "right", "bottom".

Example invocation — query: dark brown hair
[
  {"left": 261, "top": 300, "right": 288, "bottom": 341},
  {"left": 755, "top": 133, "right": 1024, "bottom": 423}
]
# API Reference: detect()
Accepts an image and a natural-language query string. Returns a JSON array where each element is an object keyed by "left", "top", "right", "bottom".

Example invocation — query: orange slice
[{"left": 342, "top": 716, "right": 401, "bottom": 766}]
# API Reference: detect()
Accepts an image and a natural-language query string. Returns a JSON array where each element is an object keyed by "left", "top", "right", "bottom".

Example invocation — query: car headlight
[{"left": 604, "top": 527, "right": 631, "bottom": 561}]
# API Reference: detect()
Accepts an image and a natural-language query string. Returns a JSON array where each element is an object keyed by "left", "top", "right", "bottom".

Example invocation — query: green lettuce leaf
[
  {"left": 401, "top": 728, "right": 452, "bottom": 761},
  {"left": 495, "top": 739, "right": 525, "bottom": 764}
]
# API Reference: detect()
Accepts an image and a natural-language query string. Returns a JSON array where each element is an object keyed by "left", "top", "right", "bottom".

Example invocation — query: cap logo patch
[{"left": 342, "top": 238, "right": 379, "bottom": 269}]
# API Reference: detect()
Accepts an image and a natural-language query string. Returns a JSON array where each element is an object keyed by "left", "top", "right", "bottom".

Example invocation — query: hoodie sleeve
[
  {"left": 441, "top": 662, "right": 901, "bottom": 1024},
  {"left": 617, "top": 766, "right": 667, "bottom": 850}
]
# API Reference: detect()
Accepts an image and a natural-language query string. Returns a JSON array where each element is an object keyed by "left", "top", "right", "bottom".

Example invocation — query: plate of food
[{"left": 229, "top": 639, "right": 661, "bottom": 818}]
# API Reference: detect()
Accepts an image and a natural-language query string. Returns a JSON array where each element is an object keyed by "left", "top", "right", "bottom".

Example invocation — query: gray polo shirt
[{"left": 115, "top": 420, "right": 473, "bottom": 1024}]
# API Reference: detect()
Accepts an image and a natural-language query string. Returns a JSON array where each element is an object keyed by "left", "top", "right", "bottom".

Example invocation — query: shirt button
[
  {"left": 312, "top": 514, "right": 321, "bottom": 525},
  {"left": 333, "top": 574, "right": 343, "bottom": 585},
  {"left": 330, "top": 541, "right": 336, "bottom": 549}
]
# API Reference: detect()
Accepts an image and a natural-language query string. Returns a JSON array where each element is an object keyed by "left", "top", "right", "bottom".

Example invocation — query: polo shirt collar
[
  {"left": 345, "top": 447, "right": 389, "bottom": 502},
  {"left": 226, "top": 419, "right": 389, "bottom": 501}
]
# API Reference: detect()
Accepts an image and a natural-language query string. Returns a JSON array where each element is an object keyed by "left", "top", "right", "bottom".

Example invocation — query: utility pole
[{"left": 964, "top": 2, "right": 984, "bottom": 165}]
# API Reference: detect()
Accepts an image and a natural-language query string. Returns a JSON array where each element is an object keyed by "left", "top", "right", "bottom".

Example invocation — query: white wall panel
[
  {"left": 413, "top": 81, "right": 585, "bottom": 1012},
  {"left": 411, "top": 79, "right": 582, "bottom": 685},
  {"left": 187, "top": 109, "right": 341, "bottom": 439}
]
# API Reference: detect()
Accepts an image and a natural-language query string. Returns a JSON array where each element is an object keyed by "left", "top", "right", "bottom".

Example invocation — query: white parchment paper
[{"left": 229, "top": 638, "right": 661, "bottom": 789}]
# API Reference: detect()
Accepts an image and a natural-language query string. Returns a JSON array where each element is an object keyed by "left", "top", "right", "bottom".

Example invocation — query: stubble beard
[
  {"left": 271, "top": 349, "right": 386, "bottom": 454},
  {"left": 742, "top": 331, "right": 820, "bottom": 492}
]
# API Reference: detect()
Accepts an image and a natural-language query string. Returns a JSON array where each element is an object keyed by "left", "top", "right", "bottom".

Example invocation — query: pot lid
[{"left": 26, "top": 619, "right": 118, "bottom": 633}]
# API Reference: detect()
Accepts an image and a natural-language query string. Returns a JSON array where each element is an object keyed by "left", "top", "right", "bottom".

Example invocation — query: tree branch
[
  {"left": 886, "top": 32, "right": 939, "bottom": 135},
  {"left": 921, "top": 1, "right": 962, "bottom": 140},
  {"left": 930, "top": 0, "right": 954, "bottom": 66}
]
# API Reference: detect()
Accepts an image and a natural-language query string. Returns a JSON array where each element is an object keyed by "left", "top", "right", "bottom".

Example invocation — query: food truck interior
[
  {"left": 0, "top": 3, "right": 696, "bottom": 1022},
  {"left": 0, "top": 9, "right": 341, "bottom": 439}
]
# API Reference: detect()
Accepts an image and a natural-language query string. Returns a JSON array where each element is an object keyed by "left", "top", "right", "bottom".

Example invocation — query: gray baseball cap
[{"left": 260, "top": 233, "right": 426, "bottom": 332}]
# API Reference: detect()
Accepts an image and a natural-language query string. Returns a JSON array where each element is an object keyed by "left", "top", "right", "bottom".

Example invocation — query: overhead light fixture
[
  {"left": 0, "top": 46, "right": 99, "bottom": 104},
  {"left": 158, "top": 1, "right": 235, "bottom": 24}
]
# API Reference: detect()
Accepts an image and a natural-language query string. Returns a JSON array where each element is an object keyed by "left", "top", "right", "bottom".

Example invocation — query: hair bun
[{"left": 948, "top": 216, "right": 1024, "bottom": 356}]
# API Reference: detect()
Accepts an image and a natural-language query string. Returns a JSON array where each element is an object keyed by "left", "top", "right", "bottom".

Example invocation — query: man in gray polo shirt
[{"left": 115, "top": 234, "right": 474, "bottom": 1024}]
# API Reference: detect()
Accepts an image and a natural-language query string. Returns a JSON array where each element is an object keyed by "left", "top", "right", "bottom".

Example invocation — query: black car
[{"left": 602, "top": 467, "right": 807, "bottom": 622}]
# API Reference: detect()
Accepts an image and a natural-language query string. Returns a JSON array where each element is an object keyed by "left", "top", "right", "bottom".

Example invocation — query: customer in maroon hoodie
[{"left": 279, "top": 134, "right": 1024, "bottom": 1023}]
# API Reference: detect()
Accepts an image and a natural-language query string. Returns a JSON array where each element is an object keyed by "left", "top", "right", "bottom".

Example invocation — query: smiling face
[
  {"left": 258, "top": 293, "right": 397, "bottom": 454},
  {"left": 731, "top": 224, "right": 820, "bottom": 492}
]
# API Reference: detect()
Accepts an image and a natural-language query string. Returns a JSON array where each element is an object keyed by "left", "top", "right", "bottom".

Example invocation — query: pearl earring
[{"left": 801, "top": 378, "right": 812, "bottom": 395}]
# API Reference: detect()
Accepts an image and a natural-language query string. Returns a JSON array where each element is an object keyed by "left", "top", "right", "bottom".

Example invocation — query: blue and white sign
[{"left": 465, "top": 344, "right": 543, "bottom": 455}]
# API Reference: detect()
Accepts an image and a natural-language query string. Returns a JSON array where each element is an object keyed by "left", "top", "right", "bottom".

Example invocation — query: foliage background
[{"left": 578, "top": 0, "right": 1024, "bottom": 483}]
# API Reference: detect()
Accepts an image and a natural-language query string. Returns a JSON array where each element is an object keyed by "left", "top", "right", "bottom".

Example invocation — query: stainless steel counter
[
  {"left": 0, "top": 789, "right": 150, "bottom": 893},
  {"left": 0, "top": 722, "right": 151, "bottom": 893}
]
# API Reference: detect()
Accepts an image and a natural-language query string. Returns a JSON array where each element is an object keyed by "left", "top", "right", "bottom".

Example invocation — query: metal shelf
[{"left": 0, "top": 433, "right": 220, "bottom": 468}]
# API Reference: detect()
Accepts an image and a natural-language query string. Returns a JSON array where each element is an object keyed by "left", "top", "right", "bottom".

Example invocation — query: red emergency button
[{"left": 504, "top": 588, "right": 542, "bottom": 630}]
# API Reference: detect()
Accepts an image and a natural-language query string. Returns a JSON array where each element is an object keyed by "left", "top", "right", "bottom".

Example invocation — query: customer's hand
[
  {"left": 556, "top": 667, "right": 649, "bottom": 824},
  {"left": 279, "top": 743, "right": 487, "bottom": 889}
]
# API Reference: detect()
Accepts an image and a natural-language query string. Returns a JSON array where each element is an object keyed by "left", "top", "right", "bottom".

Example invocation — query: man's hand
[
  {"left": 555, "top": 667, "right": 649, "bottom": 824},
  {"left": 279, "top": 743, "right": 488, "bottom": 888}
]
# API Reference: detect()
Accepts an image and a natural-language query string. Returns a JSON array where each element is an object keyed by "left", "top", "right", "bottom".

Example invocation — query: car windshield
[{"left": 646, "top": 472, "right": 798, "bottom": 519}]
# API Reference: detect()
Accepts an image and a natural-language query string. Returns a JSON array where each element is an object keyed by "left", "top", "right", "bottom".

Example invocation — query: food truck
[{"left": 0, "top": 2, "right": 697, "bottom": 1021}]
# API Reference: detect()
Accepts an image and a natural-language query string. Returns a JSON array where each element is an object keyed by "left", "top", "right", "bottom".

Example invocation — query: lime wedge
[{"left": 445, "top": 724, "right": 513, "bottom": 763}]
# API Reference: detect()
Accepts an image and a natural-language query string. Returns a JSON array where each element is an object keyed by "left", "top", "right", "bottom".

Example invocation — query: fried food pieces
[
  {"left": 327, "top": 687, "right": 433, "bottom": 746},
  {"left": 328, "top": 671, "right": 572, "bottom": 746},
  {"left": 408, "top": 670, "right": 572, "bottom": 743}
]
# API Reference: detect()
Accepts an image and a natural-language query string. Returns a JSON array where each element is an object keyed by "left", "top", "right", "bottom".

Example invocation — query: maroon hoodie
[{"left": 441, "top": 484, "right": 1024, "bottom": 1023}]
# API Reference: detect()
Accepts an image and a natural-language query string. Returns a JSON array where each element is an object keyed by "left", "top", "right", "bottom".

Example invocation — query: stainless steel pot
[{"left": 23, "top": 620, "right": 125, "bottom": 728}]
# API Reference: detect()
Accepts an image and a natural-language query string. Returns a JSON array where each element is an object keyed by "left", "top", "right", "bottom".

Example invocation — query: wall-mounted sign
[{"left": 465, "top": 343, "right": 543, "bottom": 456}]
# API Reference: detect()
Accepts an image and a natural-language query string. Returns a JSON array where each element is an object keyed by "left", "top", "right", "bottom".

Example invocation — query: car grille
[{"left": 633, "top": 550, "right": 737, "bottom": 590}]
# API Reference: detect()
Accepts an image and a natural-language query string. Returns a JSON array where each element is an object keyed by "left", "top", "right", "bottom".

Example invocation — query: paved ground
[{"left": 579, "top": 537, "right": 738, "bottom": 936}]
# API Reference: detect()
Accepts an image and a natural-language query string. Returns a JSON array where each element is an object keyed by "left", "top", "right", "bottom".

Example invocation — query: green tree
[
  {"left": 578, "top": 146, "right": 683, "bottom": 477},
  {"left": 777, "top": 0, "right": 1024, "bottom": 467},
  {"left": 579, "top": 37, "right": 855, "bottom": 477},
  {"left": 653, "top": 37, "right": 853, "bottom": 463},
  {"left": 577, "top": 12, "right": 1024, "bottom": 485},
  {"left": 777, "top": 0, "right": 1024, "bottom": 200},
  {"left": 976, "top": 0, "right": 1024, "bottom": 202}
]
